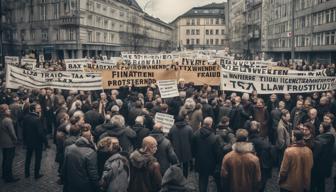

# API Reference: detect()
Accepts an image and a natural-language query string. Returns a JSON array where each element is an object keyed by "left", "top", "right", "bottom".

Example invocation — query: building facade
[
  {"left": 171, "top": 3, "right": 228, "bottom": 50},
  {"left": 227, "top": 0, "right": 246, "bottom": 55},
  {"left": 245, "top": 0, "right": 262, "bottom": 59},
  {"left": 263, "top": 0, "right": 336, "bottom": 64},
  {"left": 0, "top": 0, "right": 174, "bottom": 60}
]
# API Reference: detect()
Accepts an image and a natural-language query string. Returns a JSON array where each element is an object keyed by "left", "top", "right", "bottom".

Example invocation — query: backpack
[{"left": 102, "top": 153, "right": 130, "bottom": 192}]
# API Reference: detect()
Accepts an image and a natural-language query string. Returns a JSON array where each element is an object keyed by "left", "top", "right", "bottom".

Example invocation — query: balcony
[{"left": 58, "top": 16, "right": 80, "bottom": 26}]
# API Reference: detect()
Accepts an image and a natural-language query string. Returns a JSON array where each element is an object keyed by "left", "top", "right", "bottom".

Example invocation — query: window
[
  {"left": 216, "top": 29, "right": 219, "bottom": 35},
  {"left": 222, "top": 29, "right": 225, "bottom": 35},
  {"left": 331, "top": 31, "right": 335, "bottom": 45},
  {"left": 56, "top": 29, "right": 60, "bottom": 41},
  {"left": 104, "top": 32, "right": 107, "bottom": 42},
  {"left": 186, "top": 39, "right": 190, "bottom": 45},
  {"left": 96, "top": 3, "right": 101, "bottom": 10},
  {"left": 53, "top": 3, "right": 59, "bottom": 19},
  {"left": 88, "top": 1, "right": 94, "bottom": 11},
  {"left": 210, "top": 39, "right": 213, "bottom": 45},
  {"left": 96, "top": 32, "right": 101, "bottom": 42},
  {"left": 87, "top": 15, "right": 93, "bottom": 25},
  {"left": 104, "top": 20, "right": 108, "bottom": 28},
  {"left": 109, "top": 33, "right": 114, "bottom": 42},
  {"left": 191, "top": 29, "right": 195, "bottom": 35},
  {"left": 215, "top": 39, "right": 219, "bottom": 45},
  {"left": 41, "top": 30, "right": 48, "bottom": 41},
  {"left": 88, "top": 31, "right": 92, "bottom": 42},
  {"left": 210, "top": 19, "right": 214, "bottom": 25},
  {"left": 215, "top": 18, "right": 219, "bottom": 24},
  {"left": 40, "top": 5, "right": 47, "bottom": 20},
  {"left": 20, "top": 30, "right": 26, "bottom": 41},
  {"left": 196, "top": 39, "right": 200, "bottom": 44},
  {"left": 111, "top": 22, "right": 115, "bottom": 29},
  {"left": 206, "top": 29, "right": 209, "bottom": 35},
  {"left": 191, "top": 19, "right": 195, "bottom": 25},
  {"left": 196, "top": 29, "right": 200, "bottom": 35},
  {"left": 210, "top": 30, "right": 213, "bottom": 35},
  {"left": 186, "top": 29, "right": 190, "bottom": 35},
  {"left": 186, "top": 19, "right": 190, "bottom": 25},
  {"left": 120, "top": 11, "right": 124, "bottom": 17},
  {"left": 96, "top": 16, "right": 101, "bottom": 27},
  {"left": 30, "top": 29, "right": 35, "bottom": 40},
  {"left": 197, "top": 19, "right": 200, "bottom": 25},
  {"left": 69, "top": 28, "right": 75, "bottom": 40},
  {"left": 206, "top": 39, "right": 209, "bottom": 45},
  {"left": 221, "top": 39, "right": 225, "bottom": 45},
  {"left": 191, "top": 39, "right": 195, "bottom": 45}
]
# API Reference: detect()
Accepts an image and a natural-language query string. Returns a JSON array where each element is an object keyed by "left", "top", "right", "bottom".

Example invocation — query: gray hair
[
  {"left": 116, "top": 99, "right": 123, "bottom": 107},
  {"left": 135, "top": 116, "right": 144, "bottom": 125},
  {"left": 110, "top": 115, "right": 125, "bottom": 127}
]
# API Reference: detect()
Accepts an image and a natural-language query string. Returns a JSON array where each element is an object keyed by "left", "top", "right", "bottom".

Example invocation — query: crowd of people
[{"left": 0, "top": 78, "right": 336, "bottom": 192}]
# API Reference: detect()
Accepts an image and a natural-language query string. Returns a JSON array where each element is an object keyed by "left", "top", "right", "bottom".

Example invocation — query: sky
[{"left": 137, "top": 0, "right": 226, "bottom": 23}]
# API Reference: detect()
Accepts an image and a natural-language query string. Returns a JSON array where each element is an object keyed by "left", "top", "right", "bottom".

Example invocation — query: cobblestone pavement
[{"left": 0, "top": 142, "right": 335, "bottom": 192}]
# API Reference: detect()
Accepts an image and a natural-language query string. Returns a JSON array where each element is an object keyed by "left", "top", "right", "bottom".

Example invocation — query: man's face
[
  {"left": 279, "top": 101, "right": 285, "bottom": 109},
  {"left": 256, "top": 100, "right": 263, "bottom": 108},
  {"left": 284, "top": 94, "right": 291, "bottom": 100},
  {"left": 296, "top": 101, "right": 303, "bottom": 109},
  {"left": 149, "top": 143, "right": 158, "bottom": 155},
  {"left": 301, "top": 126, "right": 311, "bottom": 137},
  {"left": 308, "top": 110, "right": 317, "bottom": 119},
  {"left": 100, "top": 93, "right": 106, "bottom": 100},
  {"left": 270, "top": 94, "right": 277, "bottom": 102},
  {"left": 284, "top": 113, "right": 291, "bottom": 122},
  {"left": 323, "top": 116, "right": 332, "bottom": 124},
  {"left": 35, "top": 104, "right": 42, "bottom": 113}
]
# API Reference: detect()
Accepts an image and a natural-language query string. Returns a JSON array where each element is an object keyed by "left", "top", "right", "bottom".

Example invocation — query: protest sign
[
  {"left": 220, "top": 68, "right": 336, "bottom": 94},
  {"left": 5, "top": 56, "right": 19, "bottom": 66},
  {"left": 154, "top": 113, "right": 175, "bottom": 133},
  {"left": 178, "top": 65, "right": 221, "bottom": 85},
  {"left": 157, "top": 80, "right": 179, "bottom": 98},
  {"left": 65, "top": 59, "right": 90, "bottom": 71},
  {"left": 220, "top": 59, "right": 277, "bottom": 67},
  {"left": 6, "top": 64, "right": 102, "bottom": 90},
  {"left": 101, "top": 65, "right": 176, "bottom": 89},
  {"left": 21, "top": 58, "right": 36, "bottom": 70}
]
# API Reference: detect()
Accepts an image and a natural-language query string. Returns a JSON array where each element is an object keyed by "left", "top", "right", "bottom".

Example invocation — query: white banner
[
  {"left": 64, "top": 59, "right": 91, "bottom": 71},
  {"left": 21, "top": 58, "right": 36, "bottom": 70},
  {"left": 220, "top": 59, "right": 277, "bottom": 67},
  {"left": 6, "top": 65, "right": 102, "bottom": 90},
  {"left": 154, "top": 113, "right": 175, "bottom": 133},
  {"left": 5, "top": 56, "right": 19, "bottom": 66},
  {"left": 220, "top": 68, "right": 336, "bottom": 94},
  {"left": 157, "top": 80, "right": 179, "bottom": 98}
]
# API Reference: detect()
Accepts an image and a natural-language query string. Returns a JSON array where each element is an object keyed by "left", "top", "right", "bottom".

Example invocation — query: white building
[{"left": 171, "top": 2, "right": 228, "bottom": 50}]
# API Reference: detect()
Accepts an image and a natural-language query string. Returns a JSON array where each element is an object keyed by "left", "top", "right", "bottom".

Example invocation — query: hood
[
  {"left": 75, "top": 137, "right": 96, "bottom": 150},
  {"left": 232, "top": 142, "right": 254, "bottom": 153},
  {"left": 130, "top": 150, "right": 156, "bottom": 169},
  {"left": 175, "top": 121, "right": 187, "bottom": 129},
  {"left": 200, "top": 127, "right": 214, "bottom": 138},
  {"left": 161, "top": 165, "right": 188, "bottom": 189},
  {"left": 149, "top": 129, "right": 165, "bottom": 144},
  {"left": 132, "top": 123, "right": 144, "bottom": 132}
]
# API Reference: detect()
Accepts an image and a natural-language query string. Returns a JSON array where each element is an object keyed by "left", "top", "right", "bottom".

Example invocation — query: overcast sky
[{"left": 137, "top": 0, "right": 226, "bottom": 23}]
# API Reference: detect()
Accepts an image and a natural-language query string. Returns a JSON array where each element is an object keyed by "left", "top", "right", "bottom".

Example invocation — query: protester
[
  {"left": 0, "top": 104, "right": 19, "bottom": 183},
  {"left": 279, "top": 130, "right": 313, "bottom": 192},
  {"left": 128, "top": 136, "right": 162, "bottom": 192},
  {"left": 221, "top": 129, "right": 261, "bottom": 192},
  {"left": 23, "top": 103, "right": 45, "bottom": 179}
]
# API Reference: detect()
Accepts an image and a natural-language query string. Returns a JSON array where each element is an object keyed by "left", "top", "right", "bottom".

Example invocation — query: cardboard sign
[
  {"left": 157, "top": 80, "right": 179, "bottom": 98},
  {"left": 154, "top": 113, "right": 175, "bottom": 133}
]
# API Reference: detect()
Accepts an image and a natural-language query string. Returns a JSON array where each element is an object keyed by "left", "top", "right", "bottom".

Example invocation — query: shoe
[
  {"left": 4, "top": 178, "right": 20, "bottom": 183},
  {"left": 34, "top": 174, "right": 44, "bottom": 179}
]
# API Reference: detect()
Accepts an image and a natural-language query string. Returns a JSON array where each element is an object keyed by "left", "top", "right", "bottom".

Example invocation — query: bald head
[{"left": 142, "top": 136, "right": 158, "bottom": 155}]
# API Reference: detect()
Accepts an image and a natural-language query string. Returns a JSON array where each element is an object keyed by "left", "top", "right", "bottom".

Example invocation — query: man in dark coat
[
  {"left": 192, "top": 117, "right": 221, "bottom": 192},
  {"left": 248, "top": 121, "right": 273, "bottom": 192},
  {"left": 95, "top": 115, "right": 136, "bottom": 153},
  {"left": 168, "top": 115, "right": 193, "bottom": 178},
  {"left": 23, "top": 103, "right": 46, "bottom": 179},
  {"left": 132, "top": 116, "right": 150, "bottom": 149},
  {"left": 84, "top": 101, "right": 104, "bottom": 131},
  {"left": 150, "top": 123, "right": 178, "bottom": 175},
  {"left": 311, "top": 123, "right": 335, "bottom": 192},
  {"left": 0, "top": 104, "right": 19, "bottom": 182},
  {"left": 62, "top": 133, "right": 99, "bottom": 192},
  {"left": 129, "top": 136, "right": 162, "bottom": 192}
]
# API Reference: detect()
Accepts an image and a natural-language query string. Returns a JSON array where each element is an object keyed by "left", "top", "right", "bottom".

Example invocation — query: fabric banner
[
  {"left": 21, "top": 58, "right": 36, "bottom": 70},
  {"left": 5, "top": 56, "right": 19, "bottom": 66},
  {"left": 157, "top": 80, "right": 179, "bottom": 98},
  {"left": 154, "top": 113, "right": 175, "bottom": 133},
  {"left": 6, "top": 65, "right": 102, "bottom": 90},
  {"left": 220, "top": 59, "right": 277, "bottom": 67},
  {"left": 101, "top": 65, "right": 176, "bottom": 89},
  {"left": 86, "top": 60, "right": 117, "bottom": 71},
  {"left": 64, "top": 59, "right": 90, "bottom": 71},
  {"left": 178, "top": 65, "right": 221, "bottom": 85},
  {"left": 220, "top": 68, "right": 336, "bottom": 94},
  {"left": 121, "top": 54, "right": 175, "bottom": 65}
]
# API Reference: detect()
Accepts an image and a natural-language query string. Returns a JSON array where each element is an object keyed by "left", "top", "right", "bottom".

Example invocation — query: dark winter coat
[
  {"left": 192, "top": 127, "right": 220, "bottom": 175},
  {"left": 132, "top": 123, "right": 150, "bottom": 149},
  {"left": 23, "top": 112, "right": 45, "bottom": 148},
  {"left": 96, "top": 123, "right": 136, "bottom": 153},
  {"left": 128, "top": 150, "right": 162, "bottom": 192},
  {"left": 150, "top": 130, "right": 178, "bottom": 175},
  {"left": 230, "top": 104, "right": 250, "bottom": 131},
  {"left": 160, "top": 165, "right": 193, "bottom": 192},
  {"left": 62, "top": 137, "right": 99, "bottom": 192},
  {"left": 168, "top": 121, "right": 193, "bottom": 163},
  {"left": 84, "top": 109, "right": 104, "bottom": 131},
  {"left": 0, "top": 116, "right": 17, "bottom": 148},
  {"left": 314, "top": 132, "right": 335, "bottom": 178}
]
